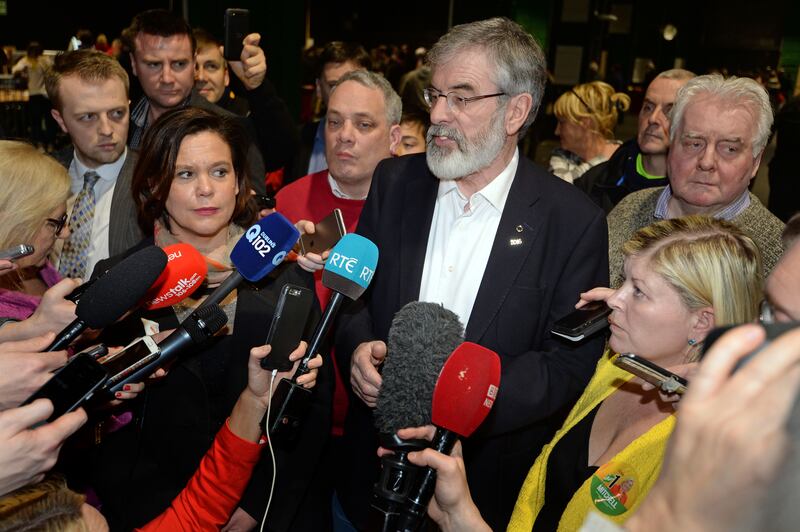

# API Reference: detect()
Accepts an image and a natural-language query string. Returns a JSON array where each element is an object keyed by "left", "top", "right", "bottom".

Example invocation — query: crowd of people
[{"left": 0, "top": 8, "right": 798, "bottom": 532}]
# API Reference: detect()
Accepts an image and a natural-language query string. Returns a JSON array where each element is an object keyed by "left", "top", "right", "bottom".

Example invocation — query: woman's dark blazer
[{"left": 83, "top": 237, "right": 332, "bottom": 531}]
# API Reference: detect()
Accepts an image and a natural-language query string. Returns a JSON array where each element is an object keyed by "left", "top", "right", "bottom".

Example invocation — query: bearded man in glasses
[{"left": 334, "top": 17, "right": 608, "bottom": 531}]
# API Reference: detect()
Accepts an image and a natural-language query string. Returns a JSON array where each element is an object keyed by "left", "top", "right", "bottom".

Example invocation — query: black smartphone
[
  {"left": 223, "top": 8, "right": 250, "bottom": 61},
  {"left": 0, "top": 244, "right": 34, "bottom": 261},
  {"left": 702, "top": 322, "right": 800, "bottom": 370},
  {"left": 20, "top": 353, "right": 108, "bottom": 423},
  {"left": 299, "top": 209, "right": 346, "bottom": 255},
  {"left": 254, "top": 193, "right": 276, "bottom": 210},
  {"left": 97, "top": 336, "right": 161, "bottom": 387},
  {"left": 551, "top": 301, "right": 612, "bottom": 342},
  {"left": 261, "top": 284, "right": 314, "bottom": 372},
  {"left": 613, "top": 353, "right": 688, "bottom": 395}
]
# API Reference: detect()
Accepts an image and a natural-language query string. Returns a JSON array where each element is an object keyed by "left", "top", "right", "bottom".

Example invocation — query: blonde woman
[
  {"left": 392, "top": 216, "right": 763, "bottom": 532},
  {"left": 550, "top": 81, "right": 631, "bottom": 182},
  {"left": 0, "top": 141, "right": 77, "bottom": 321}
]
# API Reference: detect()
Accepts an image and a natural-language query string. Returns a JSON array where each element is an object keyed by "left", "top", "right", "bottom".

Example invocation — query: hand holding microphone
[
  {"left": 45, "top": 246, "right": 168, "bottom": 352},
  {"left": 267, "top": 233, "right": 379, "bottom": 440},
  {"left": 397, "top": 342, "right": 501, "bottom": 532}
]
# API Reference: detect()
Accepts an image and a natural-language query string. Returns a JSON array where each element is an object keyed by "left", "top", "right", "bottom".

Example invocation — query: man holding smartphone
[{"left": 122, "top": 9, "right": 298, "bottom": 193}]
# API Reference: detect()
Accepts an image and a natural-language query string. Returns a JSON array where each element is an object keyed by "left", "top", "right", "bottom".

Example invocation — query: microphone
[
  {"left": 267, "top": 233, "right": 379, "bottom": 439},
  {"left": 198, "top": 213, "right": 300, "bottom": 309},
  {"left": 104, "top": 303, "right": 229, "bottom": 394},
  {"left": 397, "top": 342, "right": 501, "bottom": 532},
  {"left": 371, "top": 302, "right": 465, "bottom": 526},
  {"left": 46, "top": 246, "right": 168, "bottom": 352},
  {"left": 143, "top": 243, "right": 207, "bottom": 310}
]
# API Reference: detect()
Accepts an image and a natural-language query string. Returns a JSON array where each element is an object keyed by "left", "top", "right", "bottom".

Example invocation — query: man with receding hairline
[
  {"left": 45, "top": 49, "right": 142, "bottom": 279},
  {"left": 577, "top": 69, "right": 695, "bottom": 212}
]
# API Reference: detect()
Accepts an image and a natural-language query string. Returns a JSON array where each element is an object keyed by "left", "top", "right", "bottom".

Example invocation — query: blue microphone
[
  {"left": 268, "top": 234, "right": 379, "bottom": 439},
  {"left": 200, "top": 213, "right": 300, "bottom": 308}
]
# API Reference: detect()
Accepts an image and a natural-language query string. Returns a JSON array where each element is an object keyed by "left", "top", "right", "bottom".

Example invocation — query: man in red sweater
[
  {"left": 276, "top": 69, "right": 401, "bottom": 304},
  {"left": 274, "top": 68, "right": 401, "bottom": 528}
]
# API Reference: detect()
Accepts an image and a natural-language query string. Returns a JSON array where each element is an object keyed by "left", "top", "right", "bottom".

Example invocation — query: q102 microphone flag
[{"left": 231, "top": 212, "right": 300, "bottom": 282}]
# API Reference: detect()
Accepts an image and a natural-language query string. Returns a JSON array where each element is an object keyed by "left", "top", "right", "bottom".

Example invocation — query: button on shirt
[
  {"left": 61, "top": 149, "right": 126, "bottom": 279},
  {"left": 418, "top": 149, "right": 519, "bottom": 327}
]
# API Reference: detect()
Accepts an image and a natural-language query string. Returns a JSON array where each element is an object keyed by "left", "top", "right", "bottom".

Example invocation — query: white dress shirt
[
  {"left": 58, "top": 149, "right": 127, "bottom": 279},
  {"left": 418, "top": 149, "right": 519, "bottom": 327}
]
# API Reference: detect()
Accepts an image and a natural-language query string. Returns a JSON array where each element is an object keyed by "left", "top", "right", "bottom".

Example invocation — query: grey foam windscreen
[{"left": 374, "top": 301, "right": 464, "bottom": 434}]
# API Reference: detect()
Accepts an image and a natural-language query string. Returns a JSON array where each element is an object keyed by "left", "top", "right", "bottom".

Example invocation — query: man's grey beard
[{"left": 425, "top": 110, "right": 507, "bottom": 181}]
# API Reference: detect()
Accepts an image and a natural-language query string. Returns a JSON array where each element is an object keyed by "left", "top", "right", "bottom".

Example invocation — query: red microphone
[
  {"left": 142, "top": 243, "right": 207, "bottom": 310},
  {"left": 398, "top": 342, "right": 501, "bottom": 531}
]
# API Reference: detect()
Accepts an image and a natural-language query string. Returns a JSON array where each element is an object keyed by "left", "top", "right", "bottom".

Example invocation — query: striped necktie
[{"left": 59, "top": 170, "right": 101, "bottom": 279}]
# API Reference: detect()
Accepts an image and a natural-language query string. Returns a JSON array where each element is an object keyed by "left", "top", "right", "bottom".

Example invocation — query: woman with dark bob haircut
[
  {"left": 78, "top": 107, "right": 332, "bottom": 531},
  {"left": 131, "top": 107, "right": 258, "bottom": 236}
]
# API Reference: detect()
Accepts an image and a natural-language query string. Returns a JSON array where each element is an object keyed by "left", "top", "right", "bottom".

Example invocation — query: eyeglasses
[
  {"left": 423, "top": 87, "right": 506, "bottom": 113},
  {"left": 45, "top": 213, "right": 68, "bottom": 236}
]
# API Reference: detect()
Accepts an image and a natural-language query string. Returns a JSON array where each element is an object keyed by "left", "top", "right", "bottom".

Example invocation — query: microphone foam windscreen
[
  {"left": 143, "top": 243, "right": 207, "bottom": 310},
  {"left": 232, "top": 213, "right": 300, "bottom": 282},
  {"left": 321, "top": 233, "right": 379, "bottom": 300},
  {"left": 374, "top": 301, "right": 464, "bottom": 434},
  {"left": 76, "top": 246, "right": 167, "bottom": 328}
]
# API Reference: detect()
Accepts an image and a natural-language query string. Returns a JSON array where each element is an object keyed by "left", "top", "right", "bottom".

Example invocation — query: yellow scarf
[{"left": 508, "top": 351, "right": 675, "bottom": 531}]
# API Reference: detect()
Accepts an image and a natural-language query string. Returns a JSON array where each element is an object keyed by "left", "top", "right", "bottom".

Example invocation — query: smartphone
[
  {"left": 254, "top": 193, "right": 276, "bottom": 210},
  {"left": 702, "top": 321, "right": 800, "bottom": 370},
  {"left": 261, "top": 284, "right": 314, "bottom": 371},
  {"left": 0, "top": 244, "right": 34, "bottom": 261},
  {"left": 223, "top": 8, "right": 250, "bottom": 61},
  {"left": 97, "top": 336, "right": 160, "bottom": 387},
  {"left": 298, "top": 209, "right": 346, "bottom": 256},
  {"left": 20, "top": 353, "right": 108, "bottom": 424},
  {"left": 551, "top": 302, "right": 612, "bottom": 342},
  {"left": 613, "top": 353, "right": 688, "bottom": 395}
]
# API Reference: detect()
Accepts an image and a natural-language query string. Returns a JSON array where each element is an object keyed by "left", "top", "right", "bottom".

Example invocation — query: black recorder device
[
  {"left": 551, "top": 302, "right": 612, "bottom": 342},
  {"left": 261, "top": 284, "right": 314, "bottom": 372}
]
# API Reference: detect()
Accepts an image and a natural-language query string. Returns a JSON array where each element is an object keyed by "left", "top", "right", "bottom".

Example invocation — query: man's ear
[
  {"left": 315, "top": 78, "right": 322, "bottom": 101},
  {"left": 129, "top": 52, "right": 138, "bottom": 77},
  {"left": 505, "top": 93, "right": 533, "bottom": 136},
  {"left": 388, "top": 124, "right": 402, "bottom": 156},
  {"left": 224, "top": 66, "right": 230, "bottom": 88},
  {"left": 51, "top": 109, "right": 68, "bottom": 133}
]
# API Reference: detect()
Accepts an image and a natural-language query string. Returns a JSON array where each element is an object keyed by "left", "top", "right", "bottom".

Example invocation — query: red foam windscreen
[
  {"left": 143, "top": 243, "right": 207, "bottom": 310},
  {"left": 431, "top": 342, "right": 501, "bottom": 437}
]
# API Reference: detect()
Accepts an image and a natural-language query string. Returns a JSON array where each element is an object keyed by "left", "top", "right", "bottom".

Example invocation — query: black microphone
[
  {"left": 267, "top": 233, "right": 379, "bottom": 440},
  {"left": 371, "top": 301, "right": 464, "bottom": 529},
  {"left": 104, "top": 304, "right": 229, "bottom": 394},
  {"left": 46, "top": 246, "right": 168, "bottom": 352}
]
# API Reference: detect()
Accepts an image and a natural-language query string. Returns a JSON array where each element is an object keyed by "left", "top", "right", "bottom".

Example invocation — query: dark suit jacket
[
  {"left": 54, "top": 148, "right": 144, "bottom": 258},
  {"left": 335, "top": 153, "right": 609, "bottom": 530}
]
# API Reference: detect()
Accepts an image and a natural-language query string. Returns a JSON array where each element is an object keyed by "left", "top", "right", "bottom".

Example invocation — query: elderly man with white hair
[{"left": 606, "top": 74, "right": 785, "bottom": 286}]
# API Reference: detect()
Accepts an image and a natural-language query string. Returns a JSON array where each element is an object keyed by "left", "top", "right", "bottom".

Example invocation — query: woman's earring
[{"left": 687, "top": 338, "right": 696, "bottom": 346}]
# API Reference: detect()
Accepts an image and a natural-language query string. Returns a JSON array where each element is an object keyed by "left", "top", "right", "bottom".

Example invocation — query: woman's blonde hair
[
  {"left": 554, "top": 81, "right": 631, "bottom": 139},
  {"left": 0, "top": 475, "right": 89, "bottom": 531},
  {"left": 0, "top": 141, "right": 70, "bottom": 251},
  {"left": 623, "top": 216, "right": 763, "bottom": 338}
]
